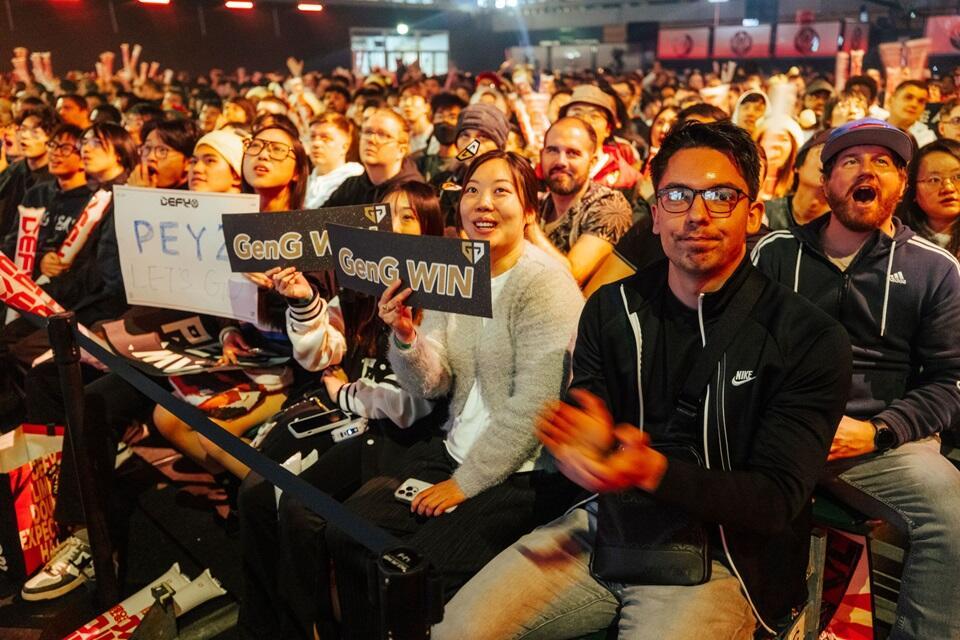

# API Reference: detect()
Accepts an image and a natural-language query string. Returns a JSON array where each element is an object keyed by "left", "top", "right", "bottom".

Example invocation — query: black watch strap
[{"left": 872, "top": 419, "right": 897, "bottom": 451}]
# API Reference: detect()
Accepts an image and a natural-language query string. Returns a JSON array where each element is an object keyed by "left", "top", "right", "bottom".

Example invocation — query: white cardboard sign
[{"left": 113, "top": 186, "right": 261, "bottom": 322}]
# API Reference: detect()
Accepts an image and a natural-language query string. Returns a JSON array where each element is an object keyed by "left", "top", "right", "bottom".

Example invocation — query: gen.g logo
[
  {"left": 461, "top": 241, "right": 485, "bottom": 264},
  {"left": 364, "top": 204, "right": 388, "bottom": 224}
]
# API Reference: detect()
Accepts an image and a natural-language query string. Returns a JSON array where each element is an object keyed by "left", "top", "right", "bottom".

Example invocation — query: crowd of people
[{"left": 1, "top": 45, "right": 960, "bottom": 640}]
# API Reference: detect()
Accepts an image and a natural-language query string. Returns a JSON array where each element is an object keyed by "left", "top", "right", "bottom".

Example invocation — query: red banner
[
  {"left": 925, "top": 15, "right": 960, "bottom": 56},
  {"left": 713, "top": 25, "right": 772, "bottom": 59},
  {"left": 775, "top": 22, "right": 841, "bottom": 58},
  {"left": 657, "top": 28, "right": 710, "bottom": 60},
  {"left": 842, "top": 20, "right": 870, "bottom": 52}
]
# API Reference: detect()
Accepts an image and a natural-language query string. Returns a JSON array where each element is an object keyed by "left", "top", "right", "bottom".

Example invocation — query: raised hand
[
  {"left": 378, "top": 279, "right": 415, "bottom": 345},
  {"left": 266, "top": 266, "right": 313, "bottom": 300}
]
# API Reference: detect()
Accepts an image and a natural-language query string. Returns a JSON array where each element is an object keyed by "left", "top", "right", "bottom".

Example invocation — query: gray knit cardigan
[{"left": 388, "top": 242, "right": 584, "bottom": 498}]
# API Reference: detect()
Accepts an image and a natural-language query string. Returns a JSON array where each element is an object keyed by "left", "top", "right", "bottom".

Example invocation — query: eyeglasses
[
  {"left": 141, "top": 144, "right": 175, "bottom": 160},
  {"left": 918, "top": 174, "right": 960, "bottom": 190},
  {"left": 45, "top": 141, "right": 78, "bottom": 157},
  {"left": 78, "top": 137, "right": 106, "bottom": 150},
  {"left": 17, "top": 126, "right": 46, "bottom": 139},
  {"left": 656, "top": 186, "right": 748, "bottom": 217},
  {"left": 243, "top": 138, "right": 294, "bottom": 161},
  {"left": 360, "top": 128, "right": 398, "bottom": 144}
]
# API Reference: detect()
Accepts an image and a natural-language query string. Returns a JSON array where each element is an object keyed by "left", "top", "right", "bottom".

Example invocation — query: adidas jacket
[{"left": 752, "top": 214, "right": 960, "bottom": 445}]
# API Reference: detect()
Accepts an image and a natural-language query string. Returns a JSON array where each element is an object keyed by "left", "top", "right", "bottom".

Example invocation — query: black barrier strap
[{"left": 21, "top": 311, "right": 398, "bottom": 555}]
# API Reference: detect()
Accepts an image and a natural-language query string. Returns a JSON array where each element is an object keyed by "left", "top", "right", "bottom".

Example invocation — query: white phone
[{"left": 394, "top": 478, "right": 434, "bottom": 504}]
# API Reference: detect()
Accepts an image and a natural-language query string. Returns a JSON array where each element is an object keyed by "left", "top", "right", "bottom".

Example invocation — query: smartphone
[
  {"left": 394, "top": 478, "right": 434, "bottom": 504},
  {"left": 287, "top": 408, "right": 355, "bottom": 439}
]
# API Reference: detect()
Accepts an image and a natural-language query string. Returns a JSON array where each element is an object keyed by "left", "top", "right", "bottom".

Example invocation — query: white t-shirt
[
  {"left": 305, "top": 162, "right": 364, "bottom": 209},
  {"left": 444, "top": 267, "right": 514, "bottom": 463}
]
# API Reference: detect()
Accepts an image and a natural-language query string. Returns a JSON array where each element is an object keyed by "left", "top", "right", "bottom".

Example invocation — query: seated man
[
  {"left": 753, "top": 118, "right": 960, "bottom": 639},
  {"left": 525, "top": 116, "right": 632, "bottom": 285},
  {"left": 433, "top": 121, "right": 852, "bottom": 639}
]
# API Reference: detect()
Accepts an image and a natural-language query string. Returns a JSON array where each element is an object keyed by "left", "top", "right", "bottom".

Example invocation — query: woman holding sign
[
  {"left": 237, "top": 180, "right": 448, "bottom": 639},
  {"left": 152, "top": 117, "right": 313, "bottom": 481},
  {"left": 322, "top": 151, "right": 583, "bottom": 638}
]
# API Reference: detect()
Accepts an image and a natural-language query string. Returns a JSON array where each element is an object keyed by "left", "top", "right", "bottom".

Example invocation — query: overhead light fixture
[
  {"left": 297, "top": 2, "right": 323, "bottom": 10},
  {"left": 741, "top": 18, "right": 759, "bottom": 26},
  {"left": 225, "top": 1, "right": 254, "bottom": 8},
  {"left": 396, "top": 23, "right": 409, "bottom": 35},
  {"left": 138, "top": 0, "right": 171, "bottom": 4}
]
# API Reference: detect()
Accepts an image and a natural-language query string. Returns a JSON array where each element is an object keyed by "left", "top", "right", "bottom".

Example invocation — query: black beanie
[{"left": 455, "top": 104, "right": 510, "bottom": 150}]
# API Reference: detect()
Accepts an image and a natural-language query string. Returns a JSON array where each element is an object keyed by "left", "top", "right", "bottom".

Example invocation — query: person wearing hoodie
[
  {"left": 322, "top": 108, "right": 424, "bottom": 208},
  {"left": 756, "top": 115, "right": 803, "bottom": 201},
  {"left": 432, "top": 103, "right": 511, "bottom": 231},
  {"left": 752, "top": 118, "right": 960, "bottom": 640},
  {"left": 732, "top": 90, "right": 767, "bottom": 141}
]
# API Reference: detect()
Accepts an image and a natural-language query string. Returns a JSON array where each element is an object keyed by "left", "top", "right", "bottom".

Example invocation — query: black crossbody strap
[{"left": 672, "top": 268, "right": 766, "bottom": 431}]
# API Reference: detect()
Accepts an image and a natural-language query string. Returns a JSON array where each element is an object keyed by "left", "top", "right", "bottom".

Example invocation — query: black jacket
[
  {"left": 573, "top": 259, "right": 851, "bottom": 630},
  {"left": 322, "top": 157, "right": 424, "bottom": 209},
  {"left": 752, "top": 214, "right": 960, "bottom": 445},
  {"left": 42, "top": 176, "right": 129, "bottom": 323},
  {"left": 0, "top": 160, "right": 54, "bottom": 241},
  {"left": 0, "top": 181, "right": 93, "bottom": 279}
]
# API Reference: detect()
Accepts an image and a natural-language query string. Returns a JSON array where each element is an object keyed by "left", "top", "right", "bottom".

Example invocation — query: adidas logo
[
  {"left": 888, "top": 271, "right": 907, "bottom": 285},
  {"left": 731, "top": 370, "right": 757, "bottom": 387}
]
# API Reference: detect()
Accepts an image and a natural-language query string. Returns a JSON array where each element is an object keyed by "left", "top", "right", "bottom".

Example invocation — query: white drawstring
[
  {"left": 793, "top": 243, "right": 803, "bottom": 292},
  {"left": 880, "top": 240, "right": 896, "bottom": 337}
]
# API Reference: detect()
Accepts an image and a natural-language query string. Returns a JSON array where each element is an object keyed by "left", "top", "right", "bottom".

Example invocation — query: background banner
[
  {"left": 713, "top": 25, "right": 772, "bottom": 59},
  {"left": 775, "top": 22, "right": 841, "bottom": 58},
  {"left": 925, "top": 15, "right": 960, "bottom": 56},
  {"left": 327, "top": 224, "right": 492, "bottom": 318},
  {"left": 657, "top": 27, "right": 710, "bottom": 60}
]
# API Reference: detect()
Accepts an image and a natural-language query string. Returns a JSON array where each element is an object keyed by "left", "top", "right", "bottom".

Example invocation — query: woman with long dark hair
[
  {"left": 898, "top": 139, "right": 960, "bottom": 258},
  {"left": 153, "top": 116, "right": 313, "bottom": 479},
  {"left": 237, "top": 181, "right": 445, "bottom": 639}
]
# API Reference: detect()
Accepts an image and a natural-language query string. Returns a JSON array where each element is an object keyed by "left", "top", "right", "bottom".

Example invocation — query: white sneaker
[
  {"left": 21, "top": 530, "right": 94, "bottom": 601},
  {"left": 115, "top": 441, "right": 134, "bottom": 469}
]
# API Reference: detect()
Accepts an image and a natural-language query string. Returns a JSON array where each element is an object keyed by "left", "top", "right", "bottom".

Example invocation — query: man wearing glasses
[
  {"left": 0, "top": 107, "right": 57, "bottom": 241},
  {"left": 434, "top": 121, "right": 851, "bottom": 639},
  {"left": 1, "top": 124, "right": 89, "bottom": 281},
  {"left": 937, "top": 98, "right": 960, "bottom": 143},
  {"left": 129, "top": 119, "right": 199, "bottom": 190},
  {"left": 753, "top": 118, "right": 960, "bottom": 639},
  {"left": 323, "top": 108, "right": 424, "bottom": 208}
]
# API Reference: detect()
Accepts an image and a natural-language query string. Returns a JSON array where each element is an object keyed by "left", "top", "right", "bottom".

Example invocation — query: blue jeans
[
  {"left": 432, "top": 506, "right": 755, "bottom": 640},
  {"left": 823, "top": 436, "right": 960, "bottom": 640}
]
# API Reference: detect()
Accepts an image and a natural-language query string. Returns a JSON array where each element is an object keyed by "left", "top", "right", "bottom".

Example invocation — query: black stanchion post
[
  {"left": 48, "top": 312, "right": 120, "bottom": 609},
  {"left": 377, "top": 547, "right": 442, "bottom": 639}
]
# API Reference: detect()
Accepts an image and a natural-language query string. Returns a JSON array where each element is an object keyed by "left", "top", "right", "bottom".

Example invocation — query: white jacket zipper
[{"left": 699, "top": 293, "right": 775, "bottom": 634}]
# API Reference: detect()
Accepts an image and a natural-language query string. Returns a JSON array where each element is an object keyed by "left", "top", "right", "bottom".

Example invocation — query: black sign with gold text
[
  {"left": 327, "top": 224, "right": 492, "bottom": 318},
  {"left": 221, "top": 203, "right": 391, "bottom": 272}
]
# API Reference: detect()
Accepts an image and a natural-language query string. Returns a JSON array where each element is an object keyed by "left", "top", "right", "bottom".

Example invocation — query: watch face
[{"left": 875, "top": 425, "right": 896, "bottom": 450}]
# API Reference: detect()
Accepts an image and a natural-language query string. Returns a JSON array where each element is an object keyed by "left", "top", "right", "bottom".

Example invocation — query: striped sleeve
[{"left": 286, "top": 290, "right": 347, "bottom": 372}]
